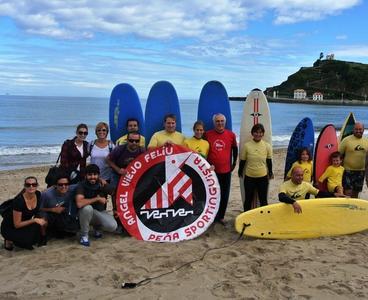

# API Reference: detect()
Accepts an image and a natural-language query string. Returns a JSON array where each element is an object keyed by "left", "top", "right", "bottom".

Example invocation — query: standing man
[
  {"left": 205, "top": 113, "right": 238, "bottom": 225},
  {"left": 148, "top": 114, "right": 185, "bottom": 148},
  {"left": 106, "top": 132, "right": 146, "bottom": 189},
  {"left": 75, "top": 164, "right": 117, "bottom": 246},
  {"left": 339, "top": 122, "right": 368, "bottom": 198},
  {"left": 106, "top": 131, "right": 145, "bottom": 230},
  {"left": 116, "top": 118, "right": 146, "bottom": 147}
]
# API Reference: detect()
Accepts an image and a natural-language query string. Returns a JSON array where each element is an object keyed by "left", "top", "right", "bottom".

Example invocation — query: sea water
[{"left": 1, "top": 95, "right": 367, "bottom": 170}]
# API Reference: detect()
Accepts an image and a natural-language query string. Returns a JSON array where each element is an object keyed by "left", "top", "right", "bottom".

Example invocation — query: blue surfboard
[
  {"left": 109, "top": 83, "right": 144, "bottom": 143},
  {"left": 197, "top": 81, "right": 232, "bottom": 131},
  {"left": 284, "top": 117, "right": 314, "bottom": 179},
  {"left": 145, "top": 81, "right": 182, "bottom": 146}
]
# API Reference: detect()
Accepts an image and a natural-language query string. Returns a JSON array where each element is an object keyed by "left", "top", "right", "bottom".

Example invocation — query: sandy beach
[{"left": 1, "top": 148, "right": 368, "bottom": 299}]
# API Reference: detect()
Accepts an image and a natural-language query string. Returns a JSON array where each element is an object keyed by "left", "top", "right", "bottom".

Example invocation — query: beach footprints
[{"left": 211, "top": 280, "right": 240, "bottom": 298}]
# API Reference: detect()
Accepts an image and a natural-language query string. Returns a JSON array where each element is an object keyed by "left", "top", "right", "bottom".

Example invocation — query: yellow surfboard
[{"left": 235, "top": 198, "right": 368, "bottom": 239}]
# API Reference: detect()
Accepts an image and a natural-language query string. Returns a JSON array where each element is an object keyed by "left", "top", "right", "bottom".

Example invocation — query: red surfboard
[{"left": 313, "top": 124, "right": 338, "bottom": 191}]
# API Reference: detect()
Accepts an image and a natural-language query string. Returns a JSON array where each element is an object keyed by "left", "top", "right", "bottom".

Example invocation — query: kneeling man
[
  {"left": 41, "top": 172, "right": 79, "bottom": 237},
  {"left": 279, "top": 166, "right": 344, "bottom": 214}
]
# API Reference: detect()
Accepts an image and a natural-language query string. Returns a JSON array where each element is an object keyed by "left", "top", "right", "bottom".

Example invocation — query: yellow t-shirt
[
  {"left": 116, "top": 134, "right": 146, "bottom": 147},
  {"left": 339, "top": 135, "right": 368, "bottom": 171},
  {"left": 241, "top": 140, "right": 272, "bottom": 178},
  {"left": 318, "top": 165, "right": 344, "bottom": 193},
  {"left": 148, "top": 130, "right": 185, "bottom": 148},
  {"left": 184, "top": 137, "right": 209, "bottom": 158},
  {"left": 286, "top": 161, "right": 313, "bottom": 182},
  {"left": 279, "top": 180, "right": 319, "bottom": 200}
]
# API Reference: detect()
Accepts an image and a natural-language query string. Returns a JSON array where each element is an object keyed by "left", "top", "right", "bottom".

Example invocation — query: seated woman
[
  {"left": 60, "top": 123, "right": 89, "bottom": 184},
  {"left": 1, "top": 177, "right": 47, "bottom": 250}
]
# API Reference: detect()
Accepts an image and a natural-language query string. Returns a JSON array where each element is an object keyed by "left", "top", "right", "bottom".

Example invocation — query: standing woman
[
  {"left": 89, "top": 122, "right": 114, "bottom": 184},
  {"left": 1, "top": 177, "right": 47, "bottom": 250},
  {"left": 60, "top": 123, "right": 89, "bottom": 184},
  {"left": 238, "top": 123, "right": 273, "bottom": 211},
  {"left": 184, "top": 120, "right": 209, "bottom": 158}
]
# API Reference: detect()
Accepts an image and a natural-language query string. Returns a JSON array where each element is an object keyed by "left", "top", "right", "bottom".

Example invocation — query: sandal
[{"left": 4, "top": 240, "right": 14, "bottom": 251}]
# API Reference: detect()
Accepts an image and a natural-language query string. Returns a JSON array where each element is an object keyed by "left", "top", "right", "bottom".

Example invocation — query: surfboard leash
[{"left": 121, "top": 223, "right": 249, "bottom": 289}]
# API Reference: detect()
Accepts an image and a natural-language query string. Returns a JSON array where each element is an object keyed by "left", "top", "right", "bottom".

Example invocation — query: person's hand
[
  {"left": 34, "top": 218, "right": 47, "bottom": 226},
  {"left": 334, "top": 192, "right": 346, "bottom": 198},
  {"left": 53, "top": 206, "right": 65, "bottom": 214},
  {"left": 119, "top": 168, "right": 127, "bottom": 176},
  {"left": 98, "top": 196, "right": 107, "bottom": 205},
  {"left": 209, "top": 165, "right": 215, "bottom": 172},
  {"left": 231, "top": 163, "right": 236, "bottom": 172},
  {"left": 99, "top": 178, "right": 108, "bottom": 186},
  {"left": 268, "top": 173, "right": 274, "bottom": 180},
  {"left": 164, "top": 141, "right": 173, "bottom": 147},
  {"left": 292, "top": 202, "right": 302, "bottom": 214}
]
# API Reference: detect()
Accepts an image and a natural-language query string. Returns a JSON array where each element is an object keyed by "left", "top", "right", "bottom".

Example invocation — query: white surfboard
[{"left": 239, "top": 89, "right": 272, "bottom": 208}]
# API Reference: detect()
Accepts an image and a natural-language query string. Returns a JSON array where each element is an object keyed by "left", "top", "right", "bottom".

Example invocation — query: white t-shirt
[{"left": 90, "top": 143, "right": 114, "bottom": 180}]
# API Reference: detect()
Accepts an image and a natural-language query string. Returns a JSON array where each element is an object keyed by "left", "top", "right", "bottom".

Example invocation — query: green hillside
[{"left": 265, "top": 59, "right": 368, "bottom": 101}]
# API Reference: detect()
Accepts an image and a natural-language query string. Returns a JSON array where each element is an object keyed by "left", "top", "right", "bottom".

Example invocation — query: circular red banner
[{"left": 116, "top": 144, "right": 220, "bottom": 242}]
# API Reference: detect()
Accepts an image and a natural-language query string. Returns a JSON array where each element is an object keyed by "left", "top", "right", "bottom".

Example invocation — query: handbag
[
  {"left": 45, "top": 152, "right": 62, "bottom": 187},
  {"left": 0, "top": 198, "right": 13, "bottom": 218}
]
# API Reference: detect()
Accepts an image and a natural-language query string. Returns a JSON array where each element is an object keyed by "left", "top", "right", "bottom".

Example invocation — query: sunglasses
[
  {"left": 97, "top": 129, "right": 107, "bottom": 132},
  {"left": 128, "top": 139, "right": 140, "bottom": 143},
  {"left": 78, "top": 131, "right": 88, "bottom": 136},
  {"left": 57, "top": 183, "right": 70, "bottom": 187},
  {"left": 24, "top": 183, "right": 38, "bottom": 188}
]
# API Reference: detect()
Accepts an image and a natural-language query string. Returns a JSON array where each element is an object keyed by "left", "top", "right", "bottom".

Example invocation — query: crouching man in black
[{"left": 75, "top": 164, "right": 117, "bottom": 247}]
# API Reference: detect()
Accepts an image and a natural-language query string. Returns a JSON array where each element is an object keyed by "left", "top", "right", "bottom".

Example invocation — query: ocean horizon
[{"left": 1, "top": 94, "right": 368, "bottom": 171}]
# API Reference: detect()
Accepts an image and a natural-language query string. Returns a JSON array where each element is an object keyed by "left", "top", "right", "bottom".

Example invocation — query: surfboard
[
  {"left": 239, "top": 89, "right": 272, "bottom": 208},
  {"left": 313, "top": 124, "right": 338, "bottom": 191},
  {"left": 339, "top": 112, "right": 356, "bottom": 142},
  {"left": 109, "top": 83, "right": 144, "bottom": 144},
  {"left": 284, "top": 117, "right": 314, "bottom": 179},
  {"left": 197, "top": 81, "right": 232, "bottom": 131},
  {"left": 145, "top": 81, "right": 182, "bottom": 147},
  {"left": 235, "top": 198, "right": 368, "bottom": 239}
]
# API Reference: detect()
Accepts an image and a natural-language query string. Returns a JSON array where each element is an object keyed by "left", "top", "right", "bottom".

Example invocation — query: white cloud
[
  {"left": 333, "top": 46, "right": 368, "bottom": 58},
  {"left": 173, "top": 36, "right": 292, "bottom": 61},
  {"left": 72, "top": 81, "right": 110, "bottom": 89},
  {"left": 336, "top": 35, "right": 347, "bottom": 40},
  {"left": 266, "top": 0, "right": 361, "bottom": 24},
  {"left": 0, "top": 0, "right": 248, "bottom": 40},
  {"left": 0, "top": 0, "right": 361, "bottom": 40}
]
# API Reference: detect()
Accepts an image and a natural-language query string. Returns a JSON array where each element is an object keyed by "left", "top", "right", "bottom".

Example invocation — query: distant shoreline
[{"left": 229, "top": 96, "right": 368, "bottom": 106}]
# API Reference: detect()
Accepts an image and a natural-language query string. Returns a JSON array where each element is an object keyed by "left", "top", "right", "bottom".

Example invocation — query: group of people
[
  {"left": 279, "top": 122, "right": 368, "bottom": 213},
  {"left": 1, "top": 114, "right": 367, "bottom": 250},
  {"left": 1, "top": 113, "right": 238, "bottom": 250}
]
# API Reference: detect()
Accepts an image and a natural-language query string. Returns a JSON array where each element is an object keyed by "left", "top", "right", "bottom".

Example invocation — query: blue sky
[{"left": 0, "top": 0, "right": 367, "bottom": 98}]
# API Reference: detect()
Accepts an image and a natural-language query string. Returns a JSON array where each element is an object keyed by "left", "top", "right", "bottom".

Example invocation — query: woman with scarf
[{"left": 60, "top": 123, "right": 89, "bottom": 184}]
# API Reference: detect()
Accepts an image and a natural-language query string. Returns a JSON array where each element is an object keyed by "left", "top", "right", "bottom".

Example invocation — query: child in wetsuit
[
  {"left": 318, "top": 151, "right": 344, "bottom": 195},
  {"left": 286, "top": 147, "right": 313, "bottom": 183}
]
